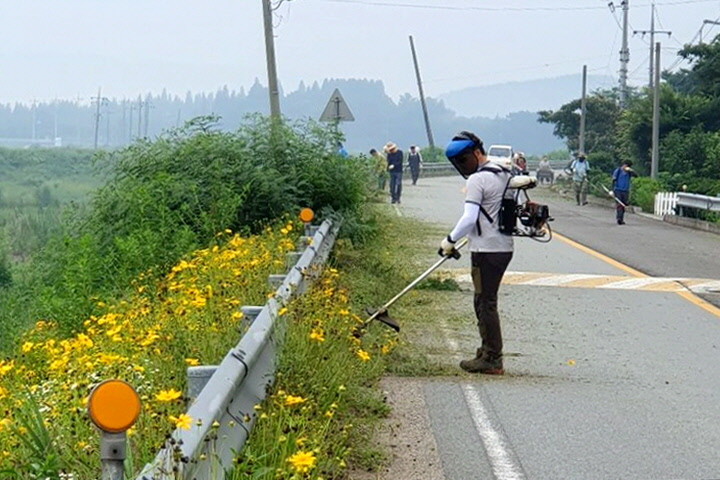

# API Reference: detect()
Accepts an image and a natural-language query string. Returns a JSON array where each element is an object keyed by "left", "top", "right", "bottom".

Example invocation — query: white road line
[
  {"left": 462, "top": 384, "right": 525, "bottom": 480},
  {"left": 521, "top": 273, "right": 598, "bottom": 286},
  {"left": 597, "top": 277, "right": 674, "bottom": 290},
  {"left": 686, "top": 281, "right": 720, "bottom": 293}
]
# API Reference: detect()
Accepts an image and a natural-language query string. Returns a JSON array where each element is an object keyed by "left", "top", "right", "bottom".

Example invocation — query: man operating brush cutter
[{"left": 441, "top": 131, "right": 541, "bottom": 375}]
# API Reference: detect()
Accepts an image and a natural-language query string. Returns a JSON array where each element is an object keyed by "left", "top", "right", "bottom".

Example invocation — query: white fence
[{"left": 654, "top": 192, "right": 678, "bottom": 216}]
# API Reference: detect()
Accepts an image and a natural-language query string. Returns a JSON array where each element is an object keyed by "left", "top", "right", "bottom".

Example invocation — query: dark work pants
[
  {"left": 471, "top": 251, "right": 513, "bottom": 358},
  {"left": 410, "top": 166, "right": 420, "bottom": 184},
  {"left": 389, "top": 171, "right": 403, "bottom": 202},
  {"left": 614, "top": 189, "right": 629, "bottom": 221}
]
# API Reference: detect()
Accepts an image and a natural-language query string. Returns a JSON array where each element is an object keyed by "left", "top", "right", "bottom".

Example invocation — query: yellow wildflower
[
  {"left": 287, "top": 451, "right": 316, "bottom": 474},
  {"left": 278, "top": 307, "right": 288, "bottom": 316},
  {"left": 169, "top": 413, "right": 192, "bottom": 430},
  {"left": 185, "top": 358, "right": 200, "bottom": 366},
  {"left": 21, "top": 342, "right": 34, "bottom": 353},
  {"left": 284, "top": 395, "right": 306, "bottom": 407},
  {"left": 155, "top": 389, "right": 183, "bottom": 402},
  {"left": 310, "top": 328, "right": 325, "bottom": 343},
  {"left": 356, "top": 349, "right": 371, "bottom": 362}
]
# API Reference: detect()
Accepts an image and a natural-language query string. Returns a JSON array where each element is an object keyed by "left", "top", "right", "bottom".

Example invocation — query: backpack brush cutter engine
[
  {"left": 512, "top": 187, "right": 554, "bottom": 242},
  {"left": 357, "top": 238, "right": 469, "bottom": 334}
]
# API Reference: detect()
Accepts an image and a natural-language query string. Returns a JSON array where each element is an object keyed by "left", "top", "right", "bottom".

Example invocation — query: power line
[{"left": 318, "top": 0, "right": 719, "bottom": 11}]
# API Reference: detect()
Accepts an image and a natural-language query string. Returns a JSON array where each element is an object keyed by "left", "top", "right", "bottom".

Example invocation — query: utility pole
[
  {"left": 633, "top": 3, "right": 670, "bottom": 88},
  {"left": 579, "top": 65, "right": 587, "bottom": 154},
  {"left": 619, "top": 0, "right": 630, "bottom": 107},
  {"left": 651, "top": 42, "right": 661, "bottom": 179},
  {"left": 93, "top": 87, "right": 102, "bottom": 149},
  {"left": 409, "top": 35, "right": 435, "bottom": 149},
  {"left": 700, "top": 19, "right": 720, "bottom": 43},
  {"left": 262, "top": 0, "right": 281, "bottom": 118}
]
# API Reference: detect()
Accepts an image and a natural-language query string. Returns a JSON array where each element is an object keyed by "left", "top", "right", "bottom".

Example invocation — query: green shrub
[{"left": 630, "top": 177, "right": 663, "bottom": 212}]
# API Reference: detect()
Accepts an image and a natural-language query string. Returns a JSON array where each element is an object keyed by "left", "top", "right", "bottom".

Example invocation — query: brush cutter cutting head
[{"left": 364, "top": 307, "right": 401, "bottom": 332}]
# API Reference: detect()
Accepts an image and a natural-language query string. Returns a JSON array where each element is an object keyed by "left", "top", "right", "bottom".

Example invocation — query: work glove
[
  {"left": 509, "top": 175, "right": 537, "bottom": 189},
  {"left": 388, "top": 164, "right": 395, "bottom": 170},
  {"left": 438, "top": 235, "right": 456, "bottom": 257}
]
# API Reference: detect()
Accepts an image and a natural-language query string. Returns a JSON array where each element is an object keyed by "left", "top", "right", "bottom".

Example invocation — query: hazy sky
[{"left": 1, "top": 0, "right": 719, "bottom": 106}]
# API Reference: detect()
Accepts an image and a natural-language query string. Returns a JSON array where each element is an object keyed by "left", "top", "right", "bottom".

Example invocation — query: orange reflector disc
[
  {"left": 88, "top": 380, "right": 141, "bottom": 433},
  {"left": 299, "top": 208, "right": 314, "bottom": 223}
]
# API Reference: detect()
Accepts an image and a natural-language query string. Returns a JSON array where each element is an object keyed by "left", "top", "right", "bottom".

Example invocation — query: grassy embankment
[
  {"left": 0, "top": 115, "right": 467, "bottom": 479},
  {"left": 0, "top": 115, "right": 379, "bottom": 479}
]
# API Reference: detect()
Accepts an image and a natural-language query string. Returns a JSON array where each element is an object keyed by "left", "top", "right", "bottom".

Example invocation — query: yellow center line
[
  {"left": 553, "top": 232, "right": 646, "bottom": 278},
  {"left": 553, "top": 232, "right": 720, "bottom": 319}
]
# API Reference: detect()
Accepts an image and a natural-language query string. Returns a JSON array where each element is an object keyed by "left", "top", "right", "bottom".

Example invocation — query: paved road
[{"left": 385, "top": 176, "right": 720, "bottom": 480}]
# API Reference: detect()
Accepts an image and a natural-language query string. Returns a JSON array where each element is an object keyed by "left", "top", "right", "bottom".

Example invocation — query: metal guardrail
[
  {"left": 136, "top": 220, "right": 339, "bottom": 480},
  {"left": 419, "top": 163, "right": 455, "bottom": 175},
  {"left": 676, "top": 192, "right": 720, "bottom": 213}
]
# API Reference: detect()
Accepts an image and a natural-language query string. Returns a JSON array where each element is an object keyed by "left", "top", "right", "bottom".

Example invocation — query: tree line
[{"left": 0, "top": 78, "right": 562, "bottom": 154}]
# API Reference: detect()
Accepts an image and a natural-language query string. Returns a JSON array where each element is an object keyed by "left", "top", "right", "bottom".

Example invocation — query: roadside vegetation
[{"left": 0, "top": 114, "right": 403, "bottom": 478}]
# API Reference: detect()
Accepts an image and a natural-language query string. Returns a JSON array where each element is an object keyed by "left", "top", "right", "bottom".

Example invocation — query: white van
[{"left": 486, "top": 144, "right": 514, "bottom": 169}]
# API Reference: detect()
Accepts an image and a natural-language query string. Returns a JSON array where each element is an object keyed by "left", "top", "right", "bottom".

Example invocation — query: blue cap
[{"left": 445, "top": 139, "right": 475, "bottom": 159}]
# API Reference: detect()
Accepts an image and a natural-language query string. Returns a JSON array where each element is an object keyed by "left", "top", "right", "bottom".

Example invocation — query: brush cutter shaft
[
  {"left": 368, "top": 238, "right": 468, "bottom": 321},
  {"left": 600, "top": 183, "right": 627, "bottom": 207}
]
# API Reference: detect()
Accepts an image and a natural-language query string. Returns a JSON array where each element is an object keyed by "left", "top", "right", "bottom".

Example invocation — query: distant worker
[
  {"left": 384, "top": 142, "right": 404, "bottom": 204},
  {"left": 611, "top": 159, "right": 637, "bottom": 225},
  {"left": 537, "top": 156, "right": 553, "bottom": 185},
  {"left": 567, "top": 152, "right": 590, "bottom": 205},
  {"left": 337, "top": 142, "right": 349, "bottom": 159},
  {"left": 407, "top": 145, "right": 423, "bottom": 185},
  {"left": 369, "top": 148, "right": 388, "bottom": 191},
  {"left": 512, "top": 152, "right": 528, "bottom": 175}
]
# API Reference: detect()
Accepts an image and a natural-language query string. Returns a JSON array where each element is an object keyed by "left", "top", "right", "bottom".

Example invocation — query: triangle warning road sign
[{"left": 320, "top": 88, "right": 355, "bottom": 122}]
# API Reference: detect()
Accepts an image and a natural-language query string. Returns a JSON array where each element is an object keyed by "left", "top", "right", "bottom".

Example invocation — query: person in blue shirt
[{"left": 611, "top": 160, "right": 637, "bottom": 225}]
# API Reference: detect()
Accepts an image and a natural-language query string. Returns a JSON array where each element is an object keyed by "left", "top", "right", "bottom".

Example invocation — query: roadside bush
[
  {"left": 587, "top": 151, "right": 617, "bottom": 174},
  {"left": 630, "top": 176, "right": 663, "bottom": 212}
]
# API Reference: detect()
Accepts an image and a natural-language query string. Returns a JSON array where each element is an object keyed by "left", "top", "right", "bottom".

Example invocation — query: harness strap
[{"left": 473, "top": 166, "right": 512, "bottom": 235}]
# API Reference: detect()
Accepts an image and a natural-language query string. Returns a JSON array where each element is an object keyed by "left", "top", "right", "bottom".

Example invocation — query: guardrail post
[
  {"left": 100, "top": 432, "right": 127, "bottom": 480},
  {"left": 187, "top": 365, "right": 219, "bottom": 401}
]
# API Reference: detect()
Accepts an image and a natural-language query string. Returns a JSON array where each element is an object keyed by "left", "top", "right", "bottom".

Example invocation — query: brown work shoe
[{"left": 459, "top": 352, "right": 504, "bottom": 375}]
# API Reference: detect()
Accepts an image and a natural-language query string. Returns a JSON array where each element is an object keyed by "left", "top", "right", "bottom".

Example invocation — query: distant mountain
[{"left": 438, "top": 74, "right": 616, "bottom": 118}]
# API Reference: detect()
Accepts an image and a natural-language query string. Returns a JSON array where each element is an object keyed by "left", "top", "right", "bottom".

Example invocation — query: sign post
[{"left": 88, "top": 380, "right": 141, "bottom": 480}]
